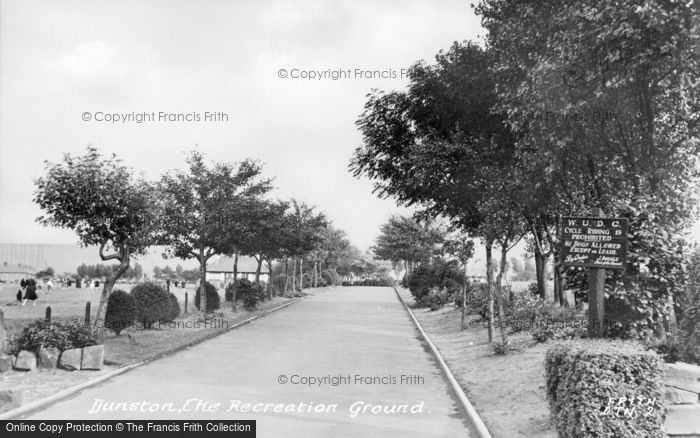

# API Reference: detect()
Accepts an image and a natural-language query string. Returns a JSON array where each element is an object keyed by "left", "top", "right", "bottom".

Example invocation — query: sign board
[{"left": 560, "top": 216, "right": 629, "bottom": 269}]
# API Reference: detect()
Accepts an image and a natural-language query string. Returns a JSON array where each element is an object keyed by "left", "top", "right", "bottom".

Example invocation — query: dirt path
[{"left": 24, "top": 287, "right": 477, "bottom": 437}]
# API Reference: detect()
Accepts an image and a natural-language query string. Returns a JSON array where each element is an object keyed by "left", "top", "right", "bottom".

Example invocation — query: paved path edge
[
  {"left": 392, "top": 286, "right": 493, "bottom": 438},
  {"left": 0, "top": 295, "right": 307, "bottom": 420}
]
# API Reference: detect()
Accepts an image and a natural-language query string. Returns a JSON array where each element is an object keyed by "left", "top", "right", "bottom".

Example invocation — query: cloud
[{"left": 46, "top": 41, "right": 126, "bottom": 80}]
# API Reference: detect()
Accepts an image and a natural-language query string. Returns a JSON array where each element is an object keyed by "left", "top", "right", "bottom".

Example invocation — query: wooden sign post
[
  {"left": 588, "top": 208, "right": 606, "bottom": 337},
  {"left": 560, "top": 208, "right": 629, "bottom": 338}
]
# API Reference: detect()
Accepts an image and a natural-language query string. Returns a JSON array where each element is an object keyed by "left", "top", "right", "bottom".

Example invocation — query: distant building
[
  {"left": 206, "top": 255, "right": 270, "bottom": 288},
  {"left": 0, "top": 262, "right": 36, "bottom": 282}
]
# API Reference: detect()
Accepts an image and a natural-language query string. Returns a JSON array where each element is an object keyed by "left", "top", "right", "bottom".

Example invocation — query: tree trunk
[
  {"left": 266, "top": 260, "right": 273, "bottom": 299},
  {"left": 299, "top": 257, "right": 304, "bottom": 292},
  {"left": 199, "top": 254, "right": 208, "bottom": 315},
  {"left": 534, "top": 247, "right": 545, "bottom": 299},
  {"left": 291, "top": 258, "right": 297, "bottom": 294},
  {"left": 232, "top": 253, "right": 239, "bottom": 312},
  {"left": 485, "top": 240, "right": 495, "bottom": 343},
  {"left": 495, "top": 243, "right": 509, "bottom": 344},
  {"left": 543, "top": 256, "right": 554, "bottom": 302},
  {"left": 664, "top": 294, "right": 680, "bottom": 338},
  {"left": 284, "top": 258, "right": 289, "bottom": 295},
  {"left": 554, "top": 262, "right": 567, "bottom": 306},
  {"left": 461, "top": 263, "right": 468, "bottom": 330},
  {"left": 95, "top": 254, "right": 130, "bottom": 343},
  {"left": 255, "top": 256, "right": 262, "bottom": 283}
]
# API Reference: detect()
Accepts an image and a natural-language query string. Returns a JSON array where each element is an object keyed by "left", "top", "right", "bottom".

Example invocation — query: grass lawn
[{"left": 396, "top": 287, "right": 556, "bottom": 438}]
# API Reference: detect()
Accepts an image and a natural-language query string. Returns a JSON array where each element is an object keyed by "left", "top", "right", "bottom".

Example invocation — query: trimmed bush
[
  {"left": 104, "top": 289, "right": 136, "bottom": 335},
  {"left": 545, "top": 340, "right": 665, "bottom": 438},
  {"left": 195, "top": 281, "right": 220, "bottom": 313},
  {"left": 234, "top": 279, "right": 266, "bottom": 310},
  {"left": 165, "top": 292, "right": 180, "bottom": 321},
  {"left": 131, "top": 282, "right": 176, "bottom": 328},
  {"left": 9, "top": 319, "right": 96, "bottom": 354},
  {"left": 320, "top": 269, "right": 339, "bottom": 286}
]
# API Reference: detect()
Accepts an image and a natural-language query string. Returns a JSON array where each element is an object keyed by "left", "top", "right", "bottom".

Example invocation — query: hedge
[{"left": 545, "top": 340, "right": 666, "bottom": 438}]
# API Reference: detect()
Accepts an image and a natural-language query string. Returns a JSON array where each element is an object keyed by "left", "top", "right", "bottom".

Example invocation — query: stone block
[
  {"left": 0, "top": 353, "right": 12, "bottom": 372},
  {"left": 80, "top": 345, "right": 104, "bottom": 370},
  {"left": 13, "top": 350, "right": 36, "bottom": 371},
  {"left": 0, "top": 389, "right": 23, "bottom": 413},
  {"left": 665, "top": 362, "right": 700, "bottom": 393},
  {"left": 665, "top": 386, "right": 699, "bottom": 405},
  {"left": 38, "top": 346, "right": 60, "bottom": 369},
  {"left": 59, "top": 348, "right": 82, "bottom": 371},
  {"left": 666, "top": 404, "right": 700, "bottom": 436}
]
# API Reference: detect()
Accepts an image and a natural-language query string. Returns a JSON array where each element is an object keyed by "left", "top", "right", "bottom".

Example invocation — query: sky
[{"left": 0, "top": 0, "right": 485, "bottom": 252}]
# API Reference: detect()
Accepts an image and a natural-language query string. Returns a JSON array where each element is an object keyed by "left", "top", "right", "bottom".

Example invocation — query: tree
[
  {"left": 476, "top": 0, "right": 700, "bottom": 337},
  {"left": 372, "top": 215, "right": 446, "bottom": 275},
  {"left": 443, "top": 235, "right": 475, "bottom": 329},
  {"left": 233, "top": 199, "right": 289, "bottom": 299},
  {"left": 280, "top": 200, "right": 327, "bottom": 295},
  {"left": 36, "top": 267, "right": 54, "bottom": 278},
  {"left": 34, "top": 147, "right": 159, "bottom": 342},
  {"left": 157, "top": 150, "right": 272, "bottom": 313},
  {"left": 352, "top": 42, "right": 521, "bottom": 344}
]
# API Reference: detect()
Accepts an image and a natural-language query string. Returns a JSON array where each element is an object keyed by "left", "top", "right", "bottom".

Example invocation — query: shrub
[
  {"left": 9, "top": 319, "right": 96, "bottom": 354},
  {"left": 302, "top": 273, "right": 313, "bottom": 288},
  {"left": 462, "top": 281, "right": 489, "bottom": 315},
  {"left": 321, "top": 269, "right": 338, "bottom": 286},
  {"left": 545, "top": 340, "right": 665, "bottom": 438},
  {"left": 415, "top": 287, "right": 451, "bottom": 311},
  {"left": 408, "top": 259, "right": 464, "bottom": 307},
  {"left": 650, "top": 304, "right": 700, "bottom": 365},
  {"left": 401, "top": 273, "right": 410, "bottom": 289},
  {"left": 532, "top": 324, "right": 586, "bottom": 343},
  {"left": 225, "top": 282, "right": 235, "bottom": 302},
  {"left": 234, "top": 279, "right": 266, "bottom": 310},
  {"left": 104, "top": 289, "right": 136, "bottom": 335},
  {"left": 491, "top": 338, "right": 511, "bottom": 355},
  {"left": 131, "top": 282, "right": 177, "bottom": 328},
  {"left": 165, "top": 293, "right": 180, "bottom": 321},
  {"left": 527, "top": 281, "right": 539, "bottom": 296},
  {"left": 194, "top": 281, "right": 220, "bottom": 313},
  {"left": 258, "top": 281, "right": 269, "bottom": 300},
  {"left": 272, "top": 275, "right": 288, "bottom": 293}
]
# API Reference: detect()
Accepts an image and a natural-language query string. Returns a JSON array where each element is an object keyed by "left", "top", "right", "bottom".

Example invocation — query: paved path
[{"left": 27, "top": 287, "right": 474, "bottom": 437}]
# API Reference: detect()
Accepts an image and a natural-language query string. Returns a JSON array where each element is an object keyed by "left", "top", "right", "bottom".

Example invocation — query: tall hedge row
[{"left": 545, "top": 340, "right": 666, "bottom": 438}]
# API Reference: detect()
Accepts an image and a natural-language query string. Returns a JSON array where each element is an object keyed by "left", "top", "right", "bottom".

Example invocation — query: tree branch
[{"left": 99, "top": 241, "right": 122, "bottom": 261}]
